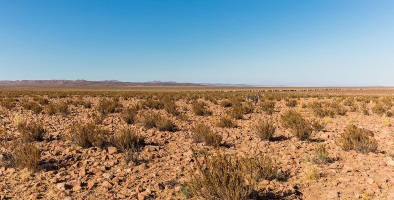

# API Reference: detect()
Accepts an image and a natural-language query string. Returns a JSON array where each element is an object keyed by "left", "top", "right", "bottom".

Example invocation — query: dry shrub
[
  {"left": 188, "top": 151, "right": 279, "bottom": 200},
  {"left": 45, "top": 102, "right": 69, "bottom": 115},
  {"left": 164, "top": 101, "right": 180, "bottom": 116},
  {"left": 122, "top": 106, "right": 139, "bottom": 124},
  {"left": 220, "top": 100, "right": 233, "bottom": 108},
  {"left": 33, "top": 96, "right": 49, "bottom": 105},
  {"left": 253, "top": 119, "right": 276, "bottom": 141},
  {"left": 338, "top": 125, "right": 378, "bottom": 153},
  {"left": 217, "top": 116, "right": 236, "bottom": 128},
  {"left": 311, "top": 119, "right": 326, "bottom": 132},
  {"left": 285, "top": 99, "right": 298, "bottom": 108},
  {"left": 21, "top": 122, "right": 45, "bottom": 142},
  {"left": 309, "top": 101, "right": 346, "bottom": 118},
  {"left": 0, "top": 98, "right": 15, "bottom": 109},
  {"left": 312, "top": 143, "right": 331, "bottom": 164},
  {"left": 13, "top": 143, "right": 40, "bottom": 172},
  {"left": 192, "top": 101, "right": 212, "bottom": 116},
  {"left": 112, "top": 128, "right": 145, "bottom": 152},
  {"left": 138, "top": 112, "right": 177, "bottom": 132},
  {"left": 281, "top": 110, "right": 312, "bottom": 141},
  {"left": 141, "top": 99, "right": 164, "bottom": 110},
  {"left": 227, "top": 106, "right": 244, "bottom": 119},
  {"left": 261, "top": 101, "right": 275, "bottom": 115},
  {"left": 98, "top": 98, "right": 122, "bottom": 115},
  {"left": 21, "top": 101, "right": 42, "bottom": 114},
  {"left": 305, "top": 164, "right": 320, "bottom": 180},
  {"left": 192, "top": 124, "right": 222, "bottom": 147},
  {"left": 242, "top": 101, "right": 254, "bottom": 114},
  {"left": 69, "top": 123, "right": 108, "bottom": 148},
  {"left": 372, "top": 102, "right": 389, "bottom": 116},
  {"left": 13, "top": 114, "right": 27, "bottom": 130}
]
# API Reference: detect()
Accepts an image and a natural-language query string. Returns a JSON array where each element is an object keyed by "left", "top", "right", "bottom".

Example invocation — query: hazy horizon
[{"left": 1, "top": 1, "right": 393, "bottom": 86}]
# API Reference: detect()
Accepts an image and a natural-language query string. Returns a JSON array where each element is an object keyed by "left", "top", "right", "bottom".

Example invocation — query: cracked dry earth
[{"left": 1, "top": 91, "right": 394, "bottom": 200}]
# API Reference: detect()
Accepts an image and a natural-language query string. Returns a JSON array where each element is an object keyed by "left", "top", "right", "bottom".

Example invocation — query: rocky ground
[{"left": 1, "top": 90, "right": 394, "bottom": 200}]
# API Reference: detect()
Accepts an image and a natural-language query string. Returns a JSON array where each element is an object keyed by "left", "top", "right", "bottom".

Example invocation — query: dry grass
[
  {"left": 192, "top": 101, "right": 212, "bottom": 116},
  {"left": 138, "top": 111, "right": 177, "bottom": 132},
  {"left": 112, "top": 128, "right": 145, "bottom": 152},
  {"left": 252, "top": 119, "right": 276, "bottom": 141},
  {"left": 281, "top": 110, "right": 313, "bottom": 140},
  {"left": 13, "top": 143, "right": 40, "bottom": 172},
  {"left": 69, "top": 123, "right": 108, "bottom": 148},
  {"left": 217, "top": 116, "right": 237, "bottom": 128},
  {"left": 261, "top": 101, "right": 275, "bottom": 115},
  {"left": 285, "top": 99, "right": 298, "bottom": 108},
  {"left": 188, "top": 151, "right": 279, "bottom": 200},
  {"left": 20, "top": 122, "right": 45, "bottom": 142},
  {"left": 45, "top": 101, "right": 69, "bottom": 115},
  {"left": 338, "top": 125, "right": 378, "bottom": 153},
  {"left": 98, "top": 98, "right": 122, "bottom": 115},
  {"left": 312, "top": 143, "right": 331, "bottom": 164},
  {"left": 192, "top": 124, "right": 222, "bottom": 147},
  {"left": 21, "top": 100, "right": 42, "bottom": 114},
  {"left": 122, "top": 106, "right": 139, "bottom": 124}
]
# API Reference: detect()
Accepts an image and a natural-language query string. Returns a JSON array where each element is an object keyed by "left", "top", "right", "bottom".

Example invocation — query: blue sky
[{"left": 0, "top": 0, "right": 393, "bottom": 86}]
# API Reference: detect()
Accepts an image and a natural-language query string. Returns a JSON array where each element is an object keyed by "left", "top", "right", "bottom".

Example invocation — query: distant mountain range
[{"left": 0, "top": 80, "right": 203, "bottom": 87}]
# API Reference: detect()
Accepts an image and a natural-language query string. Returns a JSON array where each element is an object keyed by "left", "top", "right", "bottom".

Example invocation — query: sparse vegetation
[
  {"left": 69, "top": 123, "right": 108, "bottom": 148},
  {"left": 192, "top": 124, "right": 222, "bottom": 147},
  {"left": 112, "top": 128, "right": 145, "bottom": 152},
  {"left": 188, "top": 151, "right": 279, "bottom": 200},
  {"left": 252, "top": 119, "right": 276, "bottom": 141},
  {"left": 21, "top": 122, "right": 45, "bottom": 142},
  {"left": 217, "top": 116, "right": 237, "bottom": 128},
  {"left": 338, "top": 124, "right": 378, "bottom": 153},
  {"left": 261, "top": 101, "right": 275, "bottom": 115},
  {"left": 13, "top": 143, "right": 40, "bottom": 172},
  {"left": 281, "top": 110, "right": 313, "bottom": 140},
  {"left": 192, "top": 101, "right": 212, "bottom": 116}
]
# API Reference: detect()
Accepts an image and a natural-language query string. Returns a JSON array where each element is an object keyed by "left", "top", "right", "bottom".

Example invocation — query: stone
[
  {"left": 57, "top": 183, "right": 66, "bottom": 191},
  {"left": 326, "top": 190, "right": 338, "bottom": 199},
  {"left": 108, "top": 147, "right": 117, "bottom": 154}
]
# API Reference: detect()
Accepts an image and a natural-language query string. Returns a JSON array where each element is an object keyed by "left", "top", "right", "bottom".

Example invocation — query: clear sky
[{"left": 0, "top": 0, "right": 393, "bottom": 86}]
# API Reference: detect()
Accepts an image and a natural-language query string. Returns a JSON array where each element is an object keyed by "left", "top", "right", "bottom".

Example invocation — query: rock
[
  {"left": 326, "top": 190, "right": 338, "bottom": 199},
  {"left": 367, "top": 178, "right": 374, "bottom": 184},
  {"left": 87, "top": 181, "right": 95, "bottom": 189},
  {"left": 108, "top": 147, "right": 117, "bottom": 154},
  {"left": 174, "top": 186, "right": 181, "bottom": 192},
  {"left": 102, "top": 181, "right": 112, "bottom": 188},
  {"left": 73, "top": 181, "right": 82, "bottom": 191},
  {"left": 79, "top": 168, "right": 86, "bottom": 177},
  {"left": 371, "top": 183, "right": 379, "bottom": 190},
  {"left": 57, "top": 183, "right": 66, "bottom": 191},
  {"left": 138, "top": 192, "right": 147, "bottom": 200},
  {"left": 386, "top": 157, "right": 394, "bottom": 166}
]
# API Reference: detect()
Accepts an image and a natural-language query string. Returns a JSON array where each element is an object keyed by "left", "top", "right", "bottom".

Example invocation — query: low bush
[
  {"left": 192, "top": 101, "right": 212, "bottom": 116},
  {"left": 217, "top": 116, "right": 236, "bottom": 128},
  {"left": 261, "top": 101, "right": 275, "bottom": 115},
  {"left": 13, "top": 143, "right": 40, "bottom": 172},
  {"left": 192, "top": 124, "right": 222, "bottom": 147},
  {"left": 281, "top": 110, "right": 312, "bottom": 140},
  {"left": 253, "top": 119, "right": 276, "bottom": 141},
  {"left": 338, "top": 125, "right": 378, "bottom": 153},
  {"left": 98, "top": 98, "right": 122, "bottom": 115},
  {"left": 188, "top": 151, "right": 279, "bottom": 200},
  {"left": 21, "top": 122, "right": 45, "bottom": 142},
  {"left": 112, "top": 128, "right": 145, "bottom": 152},
  {"left": 69, "top": 123, "right": 108, "bottom": 148}
]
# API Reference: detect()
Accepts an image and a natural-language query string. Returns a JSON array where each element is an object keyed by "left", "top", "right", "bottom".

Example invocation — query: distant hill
[{"left": 0, "top": 80, "right": 203, "bottom": 87}]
